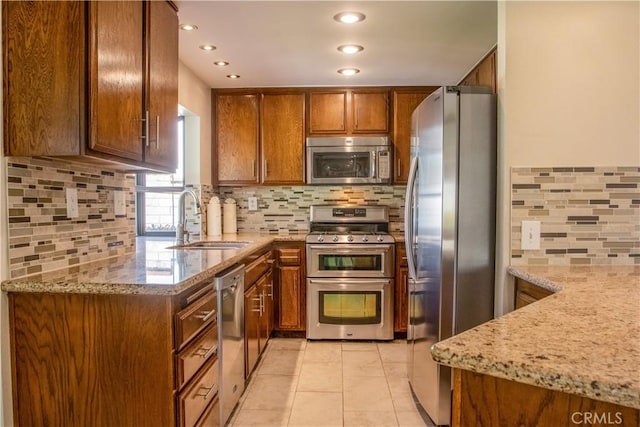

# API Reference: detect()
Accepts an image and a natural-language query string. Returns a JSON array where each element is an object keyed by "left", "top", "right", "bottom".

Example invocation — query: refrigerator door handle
[{"left": 404, "top": 156, "right": 419, "bottom": 281}]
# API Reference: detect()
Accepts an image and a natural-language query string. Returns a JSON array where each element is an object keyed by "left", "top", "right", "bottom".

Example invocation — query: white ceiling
[{"left": 177, "top": 1, "right": 497, "bottom": 88}]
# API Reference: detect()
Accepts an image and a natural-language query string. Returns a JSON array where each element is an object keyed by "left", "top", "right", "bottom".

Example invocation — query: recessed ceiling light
[
  {"left": 337, "top": 68, "right": 360, "bottom": 76},
  {"left": 337, "top": 45, "right": 364, "bottom": 55},
  {"left": 227, "top": 74, "right": 240, "bottom": 79},
  {"left": 333, "top": 12, "right": 366, "bottom": 24},
  {"left": 179, "top": 24, "right": 198, "bottom": 31},
  {"left": 214, "top": 61, "right": 230, "bottom": 67},
  {"left": 199, "top": 44, "right": 216, "bottom": 51}
]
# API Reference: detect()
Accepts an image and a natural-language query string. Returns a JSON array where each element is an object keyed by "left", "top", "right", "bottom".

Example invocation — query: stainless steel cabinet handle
[
  {"left": 141, "top": 111, "right": 150, "bottom": 146},
  {"left": 252, "top": 296, "right": 261, "bottom": 313},
  {"left": 155, "top": 115, "right": 160, "bottom": 150},
  {"left": 263, "top": 159, "right": 268, "bottom": 178},
  {"left": 194, "top": 344, "right": 217, "bottom": 359},
  {"left": 195, "top": 384, "right": 216, "bottom": 400},
  {"left": 252, "top": 159, "right": 256, "bottom": 178},
  {"left": 194, "top": 310, "right": 216, "bottom": 322},
  {"left": 397, "top": 159, "right": 402, "bottom": 177}
]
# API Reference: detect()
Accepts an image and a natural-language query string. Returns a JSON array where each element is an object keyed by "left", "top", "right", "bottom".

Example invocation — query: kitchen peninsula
[
  {"left": 1, "top": 234, "right": 304, "bottom": 426},
  {"left": 431, "top": 265, "right": 640, "bottom": 426}
]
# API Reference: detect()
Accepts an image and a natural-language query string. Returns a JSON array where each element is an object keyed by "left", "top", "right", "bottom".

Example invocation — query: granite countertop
[
  {"left": 431, "top": 265, "right": 640, "bottom": 409},
  {"left": 1, "top": 233, "right": 306, "bottom": 296}
]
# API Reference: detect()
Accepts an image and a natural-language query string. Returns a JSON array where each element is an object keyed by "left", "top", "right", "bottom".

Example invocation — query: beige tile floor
[{"left": 229, "top": 339, "right": 431, "bottom": 427}]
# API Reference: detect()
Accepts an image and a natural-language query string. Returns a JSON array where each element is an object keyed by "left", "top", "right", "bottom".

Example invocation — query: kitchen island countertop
[
  {"left": 431, "top": 265, "right": 640, "bottom": 409},
  {"left": 1, "top": 233, "right": 306, "bottom": 296}
]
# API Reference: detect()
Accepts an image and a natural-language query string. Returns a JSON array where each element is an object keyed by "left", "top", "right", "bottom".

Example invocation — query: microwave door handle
[{"left": 370, "top": 150, "right": 376, "bottom": 179}]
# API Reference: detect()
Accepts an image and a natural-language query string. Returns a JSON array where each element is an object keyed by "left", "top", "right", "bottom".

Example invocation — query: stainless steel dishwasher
[{"left": 215, "top": 264, "right": 245, "bottom": 426}]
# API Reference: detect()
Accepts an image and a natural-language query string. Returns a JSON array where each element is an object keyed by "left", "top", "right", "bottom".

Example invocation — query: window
[{"left": 136, "top": 116, "right": 185, "bottom": 236}]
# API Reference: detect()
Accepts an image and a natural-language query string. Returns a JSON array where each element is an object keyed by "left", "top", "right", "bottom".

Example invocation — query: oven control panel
[{"left": 332, "top": 208, "right": 366, "bottom": 218}]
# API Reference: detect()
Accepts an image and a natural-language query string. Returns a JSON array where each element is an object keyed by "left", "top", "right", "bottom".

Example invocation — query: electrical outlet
[
  {"left": 248, "top": 196, "right": 258, "bottom": 211},
  {"left": 114, "top": 191, "right": 126, "bottom": 216},
  {"left": 521, "top": 220, "right": 541, "bottom": 250},
  {"left": 66, "top": 188, "right": 79, "bottom": 218}
]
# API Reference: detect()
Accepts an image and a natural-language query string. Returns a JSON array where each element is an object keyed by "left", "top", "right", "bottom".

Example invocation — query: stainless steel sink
[{"left": 168, "top": 240, "right": 253, "bottom": 250}]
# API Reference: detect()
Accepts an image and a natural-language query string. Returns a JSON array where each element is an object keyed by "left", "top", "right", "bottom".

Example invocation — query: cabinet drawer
[
  {"left": 195, "top": 397, "right": 220, "bottom": 427},
  {"left": 176, "top": 290, "right": 217, "bottom": 350},
  {"left": 278, "top": 248, "right": 301, "bottom": 265},
  {"left": 179, "top": 357, "right": 219, "bottom": 427},
  {"left": 177, "top": 325, "right": 219, "bottom": 390},
  {"left": 245, "top": 252, "right": 271, "bottom": 286}
]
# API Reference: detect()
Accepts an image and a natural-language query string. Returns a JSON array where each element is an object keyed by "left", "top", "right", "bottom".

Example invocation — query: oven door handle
[
  {"left": 308, "top": 278, "right": 392, "bottom": 286},
  {"left": 307, "top": 244, "right": 392, "bottom": 252}
]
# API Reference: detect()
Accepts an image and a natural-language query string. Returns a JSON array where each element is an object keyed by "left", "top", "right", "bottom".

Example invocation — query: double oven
[{"left": 306, "top": 205, "right": 395, "bottom": 340}]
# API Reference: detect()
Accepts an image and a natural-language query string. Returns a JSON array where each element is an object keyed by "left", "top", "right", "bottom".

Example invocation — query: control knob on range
[
  {"left": 362, "top": 235, "right": 369, "bottom": 242},
  {"left": 377, "top": 235, "right": 384, "bottom": 242},
  {"left": 332, "top": 235, "right": 339, "bottom": 242},
  {"left": 317, "top": 235, "right": 324, "bottom": 242},
  {"left": 347, "top": 235, "right": 354, "bottom": 242}
]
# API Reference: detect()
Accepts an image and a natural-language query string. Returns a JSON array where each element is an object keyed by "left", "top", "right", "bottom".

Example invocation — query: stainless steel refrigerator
[{"left": 404, "top": 86, "right": 496, "bottom": 426}]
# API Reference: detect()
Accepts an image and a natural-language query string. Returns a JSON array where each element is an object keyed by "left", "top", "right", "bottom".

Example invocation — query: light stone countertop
[
  {"left": 431, "top": 265, "right": 640, "bottom": 409},
  {"left": 1, "top": 233, "right": 306, "bottom": 296}
]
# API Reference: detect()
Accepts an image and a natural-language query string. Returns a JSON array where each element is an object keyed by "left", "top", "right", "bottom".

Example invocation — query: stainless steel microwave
[{"left": 306, "top": 137, "right": 391, "bottom": 185}]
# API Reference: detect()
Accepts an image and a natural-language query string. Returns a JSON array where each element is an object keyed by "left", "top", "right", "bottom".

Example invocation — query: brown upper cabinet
[
  {"left": 391, "top": 88, "right": 437, "bottom": 184},
  {"left": 459, "top": 48, "right": 496, "bottom": 94},
  {"left": 2, "top": 1, "right": 179, "bottom": 172},
  {"left": 308, "top": 88, "right": 389, "bottom": 135},
  {"left": 214, "top": 92, "right": 260, "bottom": 184},
  {"left": 213, "top": 90, "right": 306, "bottom": 186},
  {"left": 261, "top": 93, "right": 306, "bottom": 184}
]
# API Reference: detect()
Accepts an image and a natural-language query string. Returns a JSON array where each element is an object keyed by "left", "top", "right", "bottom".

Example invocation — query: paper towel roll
[
  {"left": 223, "top": 198, "right": 237, "bottom": 234},
  {"left": 207, "top": 197, "right": 222, "bottom": 237}
]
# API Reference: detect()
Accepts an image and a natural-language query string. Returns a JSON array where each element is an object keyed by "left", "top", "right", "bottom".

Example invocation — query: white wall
[
  {"left": 179, "top": 61, "right": 212, "bottom": 186},
  {"left": 495, "top": 1, "right": 640, "bottom": 314}
]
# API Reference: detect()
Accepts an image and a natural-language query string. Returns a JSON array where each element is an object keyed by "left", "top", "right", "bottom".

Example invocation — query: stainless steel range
[{"left": 306, "top": 205, "right": 395, "bottom": 340}]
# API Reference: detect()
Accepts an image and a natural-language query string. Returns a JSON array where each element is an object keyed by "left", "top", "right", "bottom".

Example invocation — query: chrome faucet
[{"left": 176, "top": 189, "right": 201, "bottom": 245}]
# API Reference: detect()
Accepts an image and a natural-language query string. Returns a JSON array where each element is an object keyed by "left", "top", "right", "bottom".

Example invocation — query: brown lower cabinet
[
  {"left": 514, "top": 277, "right": 554, "bottom": 309},
  {"left": 452, "top": 369, "right": 639, "bottom": 427},
  {"left": 243, "top": 250, "right": 275, "bottom": 377},
  {"left": 274, "top": 242, "right": 306, "bottom": 331},
  {"left": 7, "top": 278, "right": 220, "bottom": 427},
  {"left": 394, "top": 243, "right": 409, "bottom": 333}
]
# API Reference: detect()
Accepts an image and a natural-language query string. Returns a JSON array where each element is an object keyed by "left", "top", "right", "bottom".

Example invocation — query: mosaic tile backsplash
[
  {"left": 203, "top": 186, "right": 407, "bottom": 235},
  {"left": 511, "top": 166, "right": 639, "bottom": 265},
  {"left": 6, "top": 157, "right": 135, "bottom": 278}
]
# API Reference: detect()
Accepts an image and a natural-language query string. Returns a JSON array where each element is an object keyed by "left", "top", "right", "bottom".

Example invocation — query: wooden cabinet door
[
  {"left": 308, "top": 91, "right": 347, "bottom": 134},
  {"left": 476, "top": 50, "right": 496, "bottom": 94},
  {"left": 244, "top": 285, "right": 260, "bottom": 377},
  {"left": 277, "top": 266, "right": 303, "bottom": 330},
  {"left": 392, "top": 90, "right": 434, "bottom": 184},
  {"left": 264, "top": 269, "right": 275, "bottom": 339},
  {"left": 394, "top": 244, "right": 409, "bottom": 333},
  {"left": 261, "top": 93, "right": 305, "bottom": 184},
  {"left": 257, "top": 274, "right": 269, "bottom": 354},
  {"left": 351, "top": 90, "right": 389, "bottom": 133},
  {"left": 3, "top": 1, "right": 84, "bottom": 156},
  {"left": 215, "top": 94, "right": 259, "bottom": 184},
  {"left": 88, "top": 1, "right": 144, "bottom": 161},
  {"left": 145, "top": 0, "right": 179, "bottom": 171},
  {"left": 459, "top": 49, "right": 496, "bottom": 94}
]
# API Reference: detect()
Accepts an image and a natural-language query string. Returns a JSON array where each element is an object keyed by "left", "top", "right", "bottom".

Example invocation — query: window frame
[{"left": 136, "top": 116, "right": 185, "bottom": 237}]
